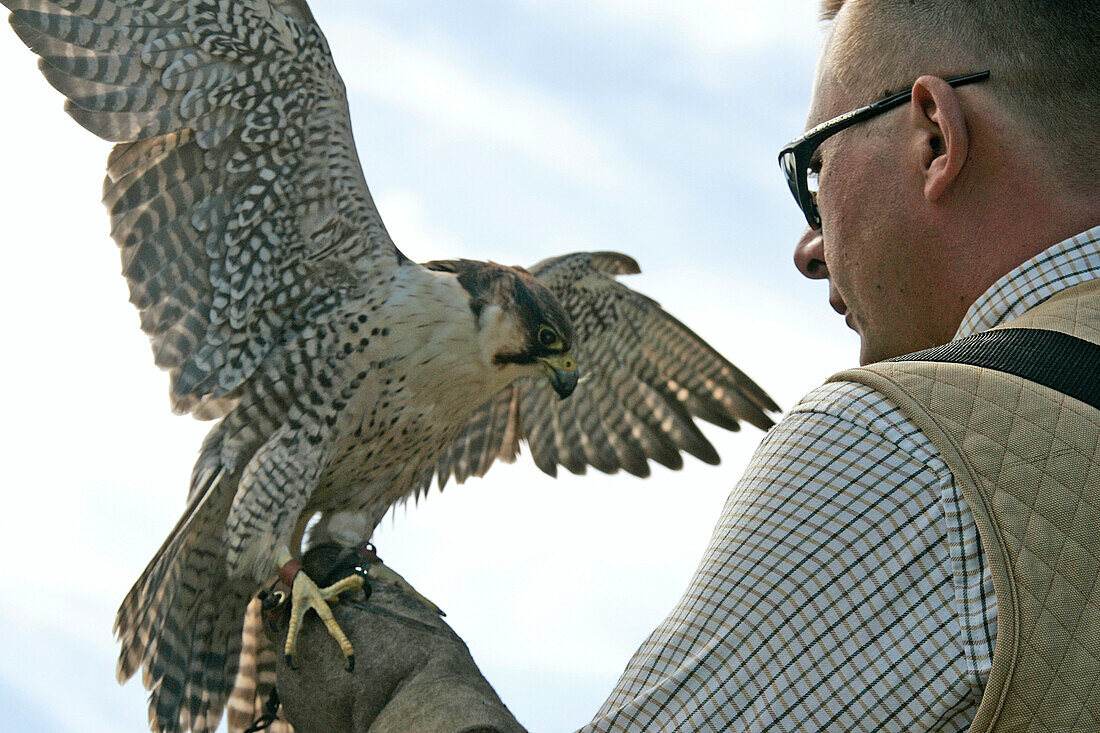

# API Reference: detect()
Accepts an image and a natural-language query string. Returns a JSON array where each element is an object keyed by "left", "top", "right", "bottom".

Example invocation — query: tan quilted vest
[{"left": 832, "top": 278, "right": 1100, "bottom": 733}]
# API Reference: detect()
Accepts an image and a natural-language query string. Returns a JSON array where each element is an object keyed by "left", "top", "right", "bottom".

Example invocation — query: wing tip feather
[{"left": 588, "top": 251, "right": 641, "bottom": 276}]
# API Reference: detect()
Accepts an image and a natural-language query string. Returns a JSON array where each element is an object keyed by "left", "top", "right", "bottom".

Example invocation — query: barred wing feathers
[
  {"left": 432, "top": 386, "right": 523, "bottom": 488},
  {"left": 4, "top": 0, "right": 406, "bottom": 418},
  {"left": 426, "top": 251, "right": 779, "bottom": 489}
]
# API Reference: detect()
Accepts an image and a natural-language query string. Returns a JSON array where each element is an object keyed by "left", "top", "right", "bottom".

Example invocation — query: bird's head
[{"left": 423, "top": 259, "right": 578, "bottom": 399}]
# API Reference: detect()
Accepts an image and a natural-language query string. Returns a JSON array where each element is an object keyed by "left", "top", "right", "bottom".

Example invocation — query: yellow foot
[
  {"left": 366, "top": 561, "right": 445, "bottom": 617},
  {"left": 284, "top": 568, "right": 364, "bottom": 672}
]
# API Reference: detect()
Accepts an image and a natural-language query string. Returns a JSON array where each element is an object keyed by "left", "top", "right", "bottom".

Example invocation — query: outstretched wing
[
  {"left": 424, "top": 250, "right": 780, "bottom": 488},
  {"left": 5, "top": 0, "right": 406, "bottom": 417}
]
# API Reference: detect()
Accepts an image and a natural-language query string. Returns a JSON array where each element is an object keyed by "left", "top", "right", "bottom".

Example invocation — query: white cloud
[
  {"left": 324, "top": 19, "right": 637, "bottom": 191},
  {"left": 514, "top": 0, "right": 823, "bottom": 92},
  {"left": 522, "top": 0, "right": 822, "bottom": 55},
  {"left": 372, "top": 188, "right": 468, "bottom": 262}
]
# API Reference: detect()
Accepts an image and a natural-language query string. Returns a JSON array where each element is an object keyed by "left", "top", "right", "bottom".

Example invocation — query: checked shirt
[{"left": 582, "top": 226, "right": 1100, "bottom": 732}]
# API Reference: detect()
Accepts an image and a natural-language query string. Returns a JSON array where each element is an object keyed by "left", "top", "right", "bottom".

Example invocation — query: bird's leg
[{"left": 276, "top": 547, "right": 363, "bottom": 672}]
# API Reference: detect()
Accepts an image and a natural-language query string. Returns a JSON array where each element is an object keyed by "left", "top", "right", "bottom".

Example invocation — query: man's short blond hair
[{"left": 820, "top": 0, "right": 1099, "bottom": 193}]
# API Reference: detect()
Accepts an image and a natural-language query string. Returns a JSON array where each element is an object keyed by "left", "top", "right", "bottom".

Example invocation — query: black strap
[
  {"left": 243, "top": 689, "right": 281, "bottom": 733},
  {"left": 886, "top": 327, "right": 1100, "bottom": 410}
]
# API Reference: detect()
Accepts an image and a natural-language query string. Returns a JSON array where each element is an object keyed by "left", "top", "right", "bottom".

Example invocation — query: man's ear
[{"left": 909, "top": 75, "right": 969, "bottom": 202}]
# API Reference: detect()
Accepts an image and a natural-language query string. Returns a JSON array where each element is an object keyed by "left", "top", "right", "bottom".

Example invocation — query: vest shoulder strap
[{"left": 885, "top": 327, "right": 1100, "bottom": 410}]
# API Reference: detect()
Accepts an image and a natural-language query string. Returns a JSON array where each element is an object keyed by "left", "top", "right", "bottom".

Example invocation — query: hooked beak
[{"left": 540, "top": 353, "right": 579, "bottom": 399}]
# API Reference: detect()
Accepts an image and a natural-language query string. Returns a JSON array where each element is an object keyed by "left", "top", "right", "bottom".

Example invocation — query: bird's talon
[
  {"left": 345, "top": 654, "right": 355, "bottom": 672},
  {"left": 261, "top": 588, "right": 286, "bottom": 612},
  {"left": 282, "top": 566, "right": 362, "bottom": 671},
  {"left": 260, "top": 588, "right": 287, "bottom": 631},
  {"left": 285, "top": 653, "right": 298, "bottom": 671}
]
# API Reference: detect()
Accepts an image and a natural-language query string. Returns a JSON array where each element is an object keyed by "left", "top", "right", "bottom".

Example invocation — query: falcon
[{"left": 3, "top": 1, "right": 779, "bottom": 732}]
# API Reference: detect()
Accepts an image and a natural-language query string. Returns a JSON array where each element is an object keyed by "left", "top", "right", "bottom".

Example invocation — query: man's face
[{"left": 793, "top": 29, "right": 959, "bottom": 365}]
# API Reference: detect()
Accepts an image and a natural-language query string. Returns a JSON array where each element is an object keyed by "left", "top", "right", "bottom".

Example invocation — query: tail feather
[
  {"left": 117, "top": 465, "right": 226, "bottom": 683},
  {"left": 206, "top": 591, "right": 249, "bottom": 730},
  {"left": 226, "top": 597, "right": 265, "bottom": 732},
  {"left": 115, "top": 467, "right": 254, "bottom": 733},
  {"left": 170, "top": 590, "right": 249, "bottom": 733},
  {"left": 178, "top": 596, "right": 215, "bottom": 728},
  {"left": 117, "top": 501, "right": 205, "bottom": 683},
  {"left": 227, "top": 597, "right": 293, "bottom": 733},
  {"left": 117, "top": 526, "right": 189, "bottom": 683}
]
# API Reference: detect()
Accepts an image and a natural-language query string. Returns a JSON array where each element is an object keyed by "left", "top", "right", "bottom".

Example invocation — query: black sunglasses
[{"left": 778, "top": 70, "right": 990, "bottom": 229}]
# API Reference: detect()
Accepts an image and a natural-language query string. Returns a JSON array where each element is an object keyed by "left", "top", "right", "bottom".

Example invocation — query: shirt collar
[{"left": 956, "top": 225, "right": 1100, "bottom": 339}]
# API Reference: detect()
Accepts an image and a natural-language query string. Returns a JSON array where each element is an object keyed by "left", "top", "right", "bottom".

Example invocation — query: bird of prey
[{"left": 3, "top": 1, "right": 779, "bottom": 732}]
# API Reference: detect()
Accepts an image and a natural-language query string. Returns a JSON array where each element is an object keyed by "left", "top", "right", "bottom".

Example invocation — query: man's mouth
[
  {"left": 829, "top": 293, "right": 847, "bottom": 316},
  {"left": 829, "top": 291, "right": 858, "bottom": 332}
]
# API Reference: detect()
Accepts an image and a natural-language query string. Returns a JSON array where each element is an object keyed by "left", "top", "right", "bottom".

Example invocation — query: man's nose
[{"left": 794, "top": 227, "right": 827, "bottom": 279}]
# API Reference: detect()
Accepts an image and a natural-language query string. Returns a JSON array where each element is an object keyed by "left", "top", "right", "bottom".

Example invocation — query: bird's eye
[{"left": 538, "top": 326, "right": 560, "bottom": 348}]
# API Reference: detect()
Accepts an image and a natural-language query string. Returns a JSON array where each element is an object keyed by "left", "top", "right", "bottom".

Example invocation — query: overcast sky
[{"left": 0, "top": 1, "right": 858, "bottom": 730}]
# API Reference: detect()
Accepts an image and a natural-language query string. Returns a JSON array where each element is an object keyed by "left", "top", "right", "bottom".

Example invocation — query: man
[
  {"left": 579, "top": 0, "right": 1100, "bottom": 730},
  {"left": 269, "top": 1, "right": 1100, "bottom": 730}
]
